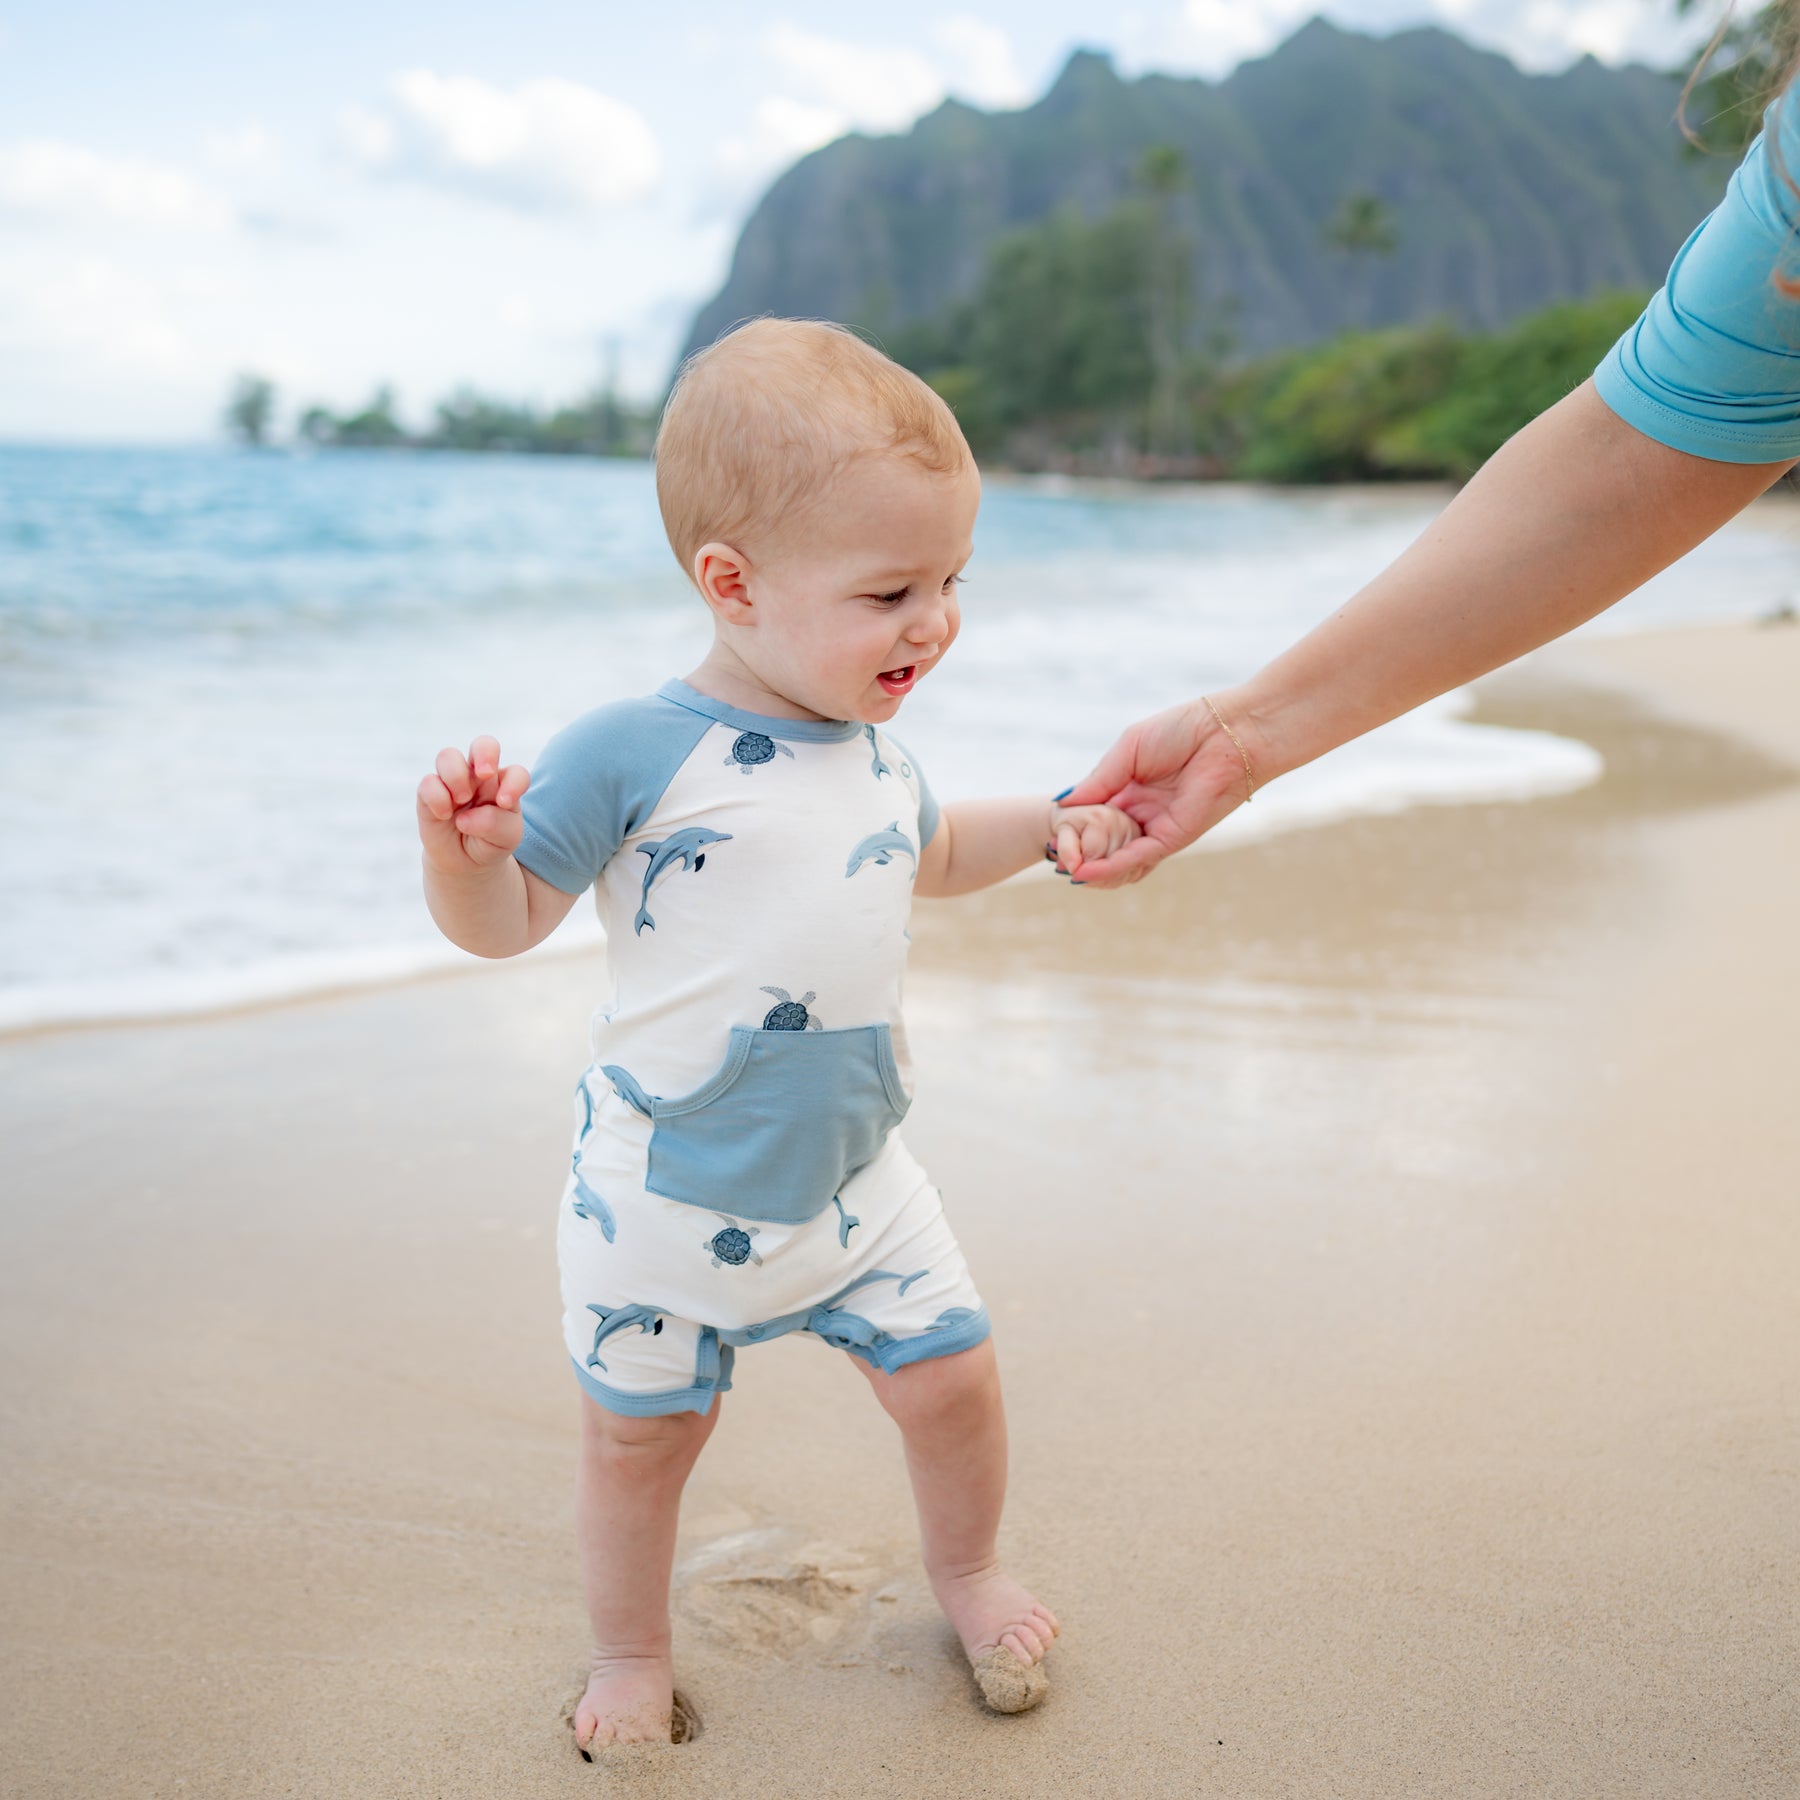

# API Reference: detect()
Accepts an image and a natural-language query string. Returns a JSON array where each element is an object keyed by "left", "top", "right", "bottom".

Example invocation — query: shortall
[{"left": 517, "top": 680, "right": 990, "bottom": 1416}]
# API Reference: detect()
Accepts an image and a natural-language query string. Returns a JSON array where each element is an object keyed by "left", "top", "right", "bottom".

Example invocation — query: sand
[{"left": 4, "top": 622, "right": 1798, "bottom": 1798}]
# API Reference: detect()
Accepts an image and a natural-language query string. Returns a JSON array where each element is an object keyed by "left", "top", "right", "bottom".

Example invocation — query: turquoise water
[{"left": 5, "top": 445, "right": 1793, "bottom": 1029}]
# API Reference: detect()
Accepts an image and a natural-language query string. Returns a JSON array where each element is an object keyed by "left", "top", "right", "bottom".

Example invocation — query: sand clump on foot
[
  {"left": 565, "top": 1685, "right": 701, "bottom": 1757},
  {"left": 970, "top": 1646, "right": 1050, "bottom": 1714}
]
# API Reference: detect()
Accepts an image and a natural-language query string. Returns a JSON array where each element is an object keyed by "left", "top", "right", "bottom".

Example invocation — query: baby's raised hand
[
  {"left": 1049, "top": 800, "right": 1142, "bottom": 881},
  {"left": 417, "top": 735, "right": 530, "bottom": 874}
]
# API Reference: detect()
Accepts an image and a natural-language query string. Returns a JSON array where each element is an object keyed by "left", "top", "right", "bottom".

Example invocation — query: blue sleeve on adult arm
[
  {"left": 516, "top": 696, "right": 712, "bottom": 895},
  {"left": 1595, "top": 83, "right": 1800, "bottom": 463}
]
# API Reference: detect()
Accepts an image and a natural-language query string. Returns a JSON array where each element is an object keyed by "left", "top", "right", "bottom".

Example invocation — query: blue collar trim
[{"left": 657, "top": 679, "right": 861, "bottom": 743}]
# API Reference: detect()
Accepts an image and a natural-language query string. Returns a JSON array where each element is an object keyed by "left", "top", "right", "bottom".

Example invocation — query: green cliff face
[{"left": 679, "top": 20, "right": 1729, "bottom": 368}]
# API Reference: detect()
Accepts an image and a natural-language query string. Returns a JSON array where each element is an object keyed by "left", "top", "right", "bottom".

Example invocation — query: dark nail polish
[{"left": 1053, "top": 786, "right": 1074, "bottom": 802}]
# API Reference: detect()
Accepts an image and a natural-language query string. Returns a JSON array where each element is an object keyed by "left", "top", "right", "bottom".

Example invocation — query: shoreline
[{"left": 14, "top": 604, "right": 1792, "bottom": 1048}]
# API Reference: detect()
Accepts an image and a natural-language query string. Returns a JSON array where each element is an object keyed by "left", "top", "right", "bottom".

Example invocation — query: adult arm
[{"left": 1062, "top": 381, "right": 1794, "bottom": 885}]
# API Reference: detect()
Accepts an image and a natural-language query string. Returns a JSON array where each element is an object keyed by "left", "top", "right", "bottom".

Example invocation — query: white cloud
[
  {"left": 344, "top": 70, "right": 662, "bottom": 213},
  {"left": 765, "top": 24, "right": 947, "bottom": 133},
  {"left": 718, "top": 20, "right": 1030, "bottom": 189},
  {"left": 717, "top": 95, "right": 847, "bottom": 182},
  {"left": 0, "top": 140, "right": 235, "bottom": 231},
  {"left": 0, "top": 253, "right": 193, "bottom": 374},
  {"left": 204, "top": 123, "right": 278, "bottom": 172},
  {"left": 932, "top": 16, "right": 1032, "bottom": 108}
]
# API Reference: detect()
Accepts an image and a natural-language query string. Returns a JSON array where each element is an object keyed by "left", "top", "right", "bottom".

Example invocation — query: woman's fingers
[{"left": 1058, "top": 727, "right": 1142, "bottom": 810}]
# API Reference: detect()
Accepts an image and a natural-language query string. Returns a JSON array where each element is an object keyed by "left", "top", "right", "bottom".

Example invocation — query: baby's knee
[
  {"left": 870, "top": 1340, "right": 999, "bottom": 1430},
  {"left": 581, "top": 1395, "right": 716, "bottom": 1469}
]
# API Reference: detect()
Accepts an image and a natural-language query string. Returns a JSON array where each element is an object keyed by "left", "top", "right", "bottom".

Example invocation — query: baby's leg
[
  {"left": 573, "top": 1392, "right": 718, "bottom": 1751},
  {"left": 858, "top": 1340, "right": 1059, "bottom": 1711}
]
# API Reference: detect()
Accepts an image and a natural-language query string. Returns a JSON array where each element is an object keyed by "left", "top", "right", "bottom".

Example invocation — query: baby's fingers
[
  {"left": 454, "top": 801, "right": 524, "bottom": 855},
  {"left": 435, "top": 746, "right": 475, "bottom": 808},
  {"left": 1054, "top": 820, "right": 1083, "bottom": 876},
  {"left": 469, "top": 735, "right": 501, "bottom": 785},
  {"left": 496, "top": 763, "right": 530, "bottom": 810},
  {"left": 417, "top": 772, "right": 456, "bottom": 824}
]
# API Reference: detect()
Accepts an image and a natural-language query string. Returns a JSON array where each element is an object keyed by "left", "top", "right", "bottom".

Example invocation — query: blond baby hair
[{"left": 655, "top": 318, "right": 973, "bottom": 577}]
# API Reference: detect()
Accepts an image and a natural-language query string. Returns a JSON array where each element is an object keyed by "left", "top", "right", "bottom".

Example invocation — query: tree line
[
  {"left": 224, "top": 139, "right": 1677, "bottom": 485},
  {"left": 223, "top": 376, "right": 656, "bottom": 458}
]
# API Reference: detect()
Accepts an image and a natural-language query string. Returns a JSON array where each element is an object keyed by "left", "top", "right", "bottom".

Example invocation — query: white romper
[{"left": 516, "top": 679, "right": 988, "bottom": 1417}]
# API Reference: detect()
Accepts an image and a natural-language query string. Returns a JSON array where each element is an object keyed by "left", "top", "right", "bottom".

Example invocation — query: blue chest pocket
[{"left": 606, "top": 1025, "right": 910, "bottom": 1225}]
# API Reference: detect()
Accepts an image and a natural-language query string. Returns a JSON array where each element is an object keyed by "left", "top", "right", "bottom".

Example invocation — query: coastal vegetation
[
  {"left": 224, "top": 12, "right": 1792, "bottom": 485},
  {"left": 281, "top": 383, "right": 657, "bottom": 456}
]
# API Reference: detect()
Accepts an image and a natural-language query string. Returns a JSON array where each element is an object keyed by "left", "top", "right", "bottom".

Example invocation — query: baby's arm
[
  {"left": 914, "top": 796, "right": 1141, "bottom": 899},
  {"left": 417, "top": 735, "right": 577, "bottom": 956}
]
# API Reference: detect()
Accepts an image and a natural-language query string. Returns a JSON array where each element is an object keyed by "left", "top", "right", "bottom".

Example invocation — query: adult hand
[
  {"left": 1056, "top": 696, "right": 1257, "bottom": 888},
  {"left": 417, "top": 735, "right": 530, "bottom": 874}
]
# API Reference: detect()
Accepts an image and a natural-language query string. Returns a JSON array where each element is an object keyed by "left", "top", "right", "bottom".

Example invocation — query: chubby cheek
[{"left": 937, "top": 594, "right": 962, "bottom": 660}]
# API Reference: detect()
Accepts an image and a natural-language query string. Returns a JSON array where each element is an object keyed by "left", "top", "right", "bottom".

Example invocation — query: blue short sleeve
[
  {"left": 915, "top": 759, "right": 941, "bottom": 849},
  {"left": 882, "top": 733, "right": 939, "bottom": 846},
  {"left": 1594, "top": 84, "right": 1800, "bottom": 463},
  {"left": 516, "top": 696, "right": 712, "bottom": 895}
]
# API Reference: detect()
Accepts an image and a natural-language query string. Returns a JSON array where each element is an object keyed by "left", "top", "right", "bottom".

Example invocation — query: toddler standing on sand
[{"left": 415, "top": 319, "right": 1139, "bottom": 1749}]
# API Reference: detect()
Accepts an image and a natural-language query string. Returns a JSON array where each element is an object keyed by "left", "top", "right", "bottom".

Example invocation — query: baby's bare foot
[
  {"left": 930, "top": 1564, "right": 1060, "bottom": 1714},
  {"left": 573, "top": 1651, "right": 674, "bottom": 1753}
]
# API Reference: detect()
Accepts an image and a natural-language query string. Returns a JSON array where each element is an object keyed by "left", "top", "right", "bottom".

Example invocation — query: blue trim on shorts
[
  {"left": 850, "top": 1303, "right": 991, "bottom": 1374},
  {"left": 568, "top": 1330, "right": 736, "bottom": 1419}
]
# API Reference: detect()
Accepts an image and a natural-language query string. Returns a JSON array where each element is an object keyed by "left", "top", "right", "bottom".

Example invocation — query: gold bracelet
[{"left": 1203, "top": 695, "right": 1255, "bottom": 803}]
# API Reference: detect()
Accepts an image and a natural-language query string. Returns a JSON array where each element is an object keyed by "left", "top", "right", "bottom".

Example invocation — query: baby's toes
[{"left": 1002, "top": 1623, "right": 1047, "bottom": 1663}]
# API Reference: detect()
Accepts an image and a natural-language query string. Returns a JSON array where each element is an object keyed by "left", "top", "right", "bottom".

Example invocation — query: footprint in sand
[{"left": 675, "top": 1527, "right": 892, "bottom": 1661}]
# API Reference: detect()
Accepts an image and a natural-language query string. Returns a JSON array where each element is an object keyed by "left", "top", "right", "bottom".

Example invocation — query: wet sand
[{"left": 3, "top": 622, "right": 1798, "bottom": 1797}]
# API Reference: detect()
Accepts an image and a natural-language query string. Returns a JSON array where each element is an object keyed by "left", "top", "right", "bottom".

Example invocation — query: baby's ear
[{"left": 693, "top": 543, "right": 754, "bottom": 624}]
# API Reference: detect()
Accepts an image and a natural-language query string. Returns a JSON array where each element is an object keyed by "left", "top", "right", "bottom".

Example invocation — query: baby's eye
[
  {"left": 943, "top": 572, "right": 966, "bottom": 593},
  {"left": 872, "top": 586, "right": 909, "bottom": 605}
]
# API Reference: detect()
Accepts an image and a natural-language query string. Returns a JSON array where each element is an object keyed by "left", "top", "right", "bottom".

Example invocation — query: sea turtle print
[
  {"left": 725, "top": 731, "right": 796, "bottom": 773},
  {"left": 759, "top": 986, "right": 822, "bottom": 1030},
  {"left": 634, "top": 827, "right": 733, "bottom": 935},
  {"left": 831, "top": 1194, "right": 860, "bottom": 1247},
  {"left": 706, "top": 1213, "right": 763, "bottom": 1268}
]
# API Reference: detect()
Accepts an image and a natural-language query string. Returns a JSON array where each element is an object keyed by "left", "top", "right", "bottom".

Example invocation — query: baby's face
[{"left": 736, "top": 455, "right": 979, "bottom": 724}]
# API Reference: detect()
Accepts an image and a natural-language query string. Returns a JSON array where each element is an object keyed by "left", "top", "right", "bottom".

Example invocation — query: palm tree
[
  {"left": 224, "top": 373, "right": 276, "bottom": 447},
  {"left": 1136, "top": 144, "right": 1192, "bottom": 457},
  {"left": 1324, "top": 191, "right": 1400, "bottom": 330}
]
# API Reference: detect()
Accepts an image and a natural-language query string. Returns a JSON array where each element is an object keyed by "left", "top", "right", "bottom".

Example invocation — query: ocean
[{"left": 5, "top": 444, "right": 1795, "bottom": 1033}]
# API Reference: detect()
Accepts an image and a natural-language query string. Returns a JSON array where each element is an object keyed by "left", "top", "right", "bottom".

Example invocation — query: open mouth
[{"left": 876, "top": 665, "right": 917, "bottom": 696}]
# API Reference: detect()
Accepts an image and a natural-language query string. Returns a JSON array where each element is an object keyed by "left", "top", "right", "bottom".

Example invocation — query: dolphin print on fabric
[
  {"left": 845, "top": 821, "right": 917, "bottom": 878},
  {"left": 571, "top": 1169, "right": 617, "bottom": 1242},
  {"left": 634, "top": 827, "right": 733, "bottom": 934},
  {"left": 863, "top": 724, "right": 893, "bottom": 780},
  {"left": 831, "top": 1194, "right": 860, "bottom": 1247},
  {"left": 569, "top": 1074, "right": 617, "bottom": 1240},
  {"left": 586, "top": 1302, "right": 663, "bottom": 1371}
]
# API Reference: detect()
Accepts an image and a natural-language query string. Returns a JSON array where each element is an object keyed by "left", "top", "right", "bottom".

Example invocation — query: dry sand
[{"left": 4, "top": 623, "right": 1798, "bottom": 1798}]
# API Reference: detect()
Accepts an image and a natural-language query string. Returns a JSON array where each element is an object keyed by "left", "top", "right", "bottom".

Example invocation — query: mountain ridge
[{"left": 678, "top": 19, "right": 1727, "bottom": 369}]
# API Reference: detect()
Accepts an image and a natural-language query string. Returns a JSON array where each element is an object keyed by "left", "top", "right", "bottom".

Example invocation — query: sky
[{"left": 0, "top": 1, "right": 1721, "bottom": 442}]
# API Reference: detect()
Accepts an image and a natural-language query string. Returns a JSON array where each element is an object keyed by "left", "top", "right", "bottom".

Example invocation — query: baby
[{"left": 415, "top": 319, "right": 1139, "bottom": 1749}]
